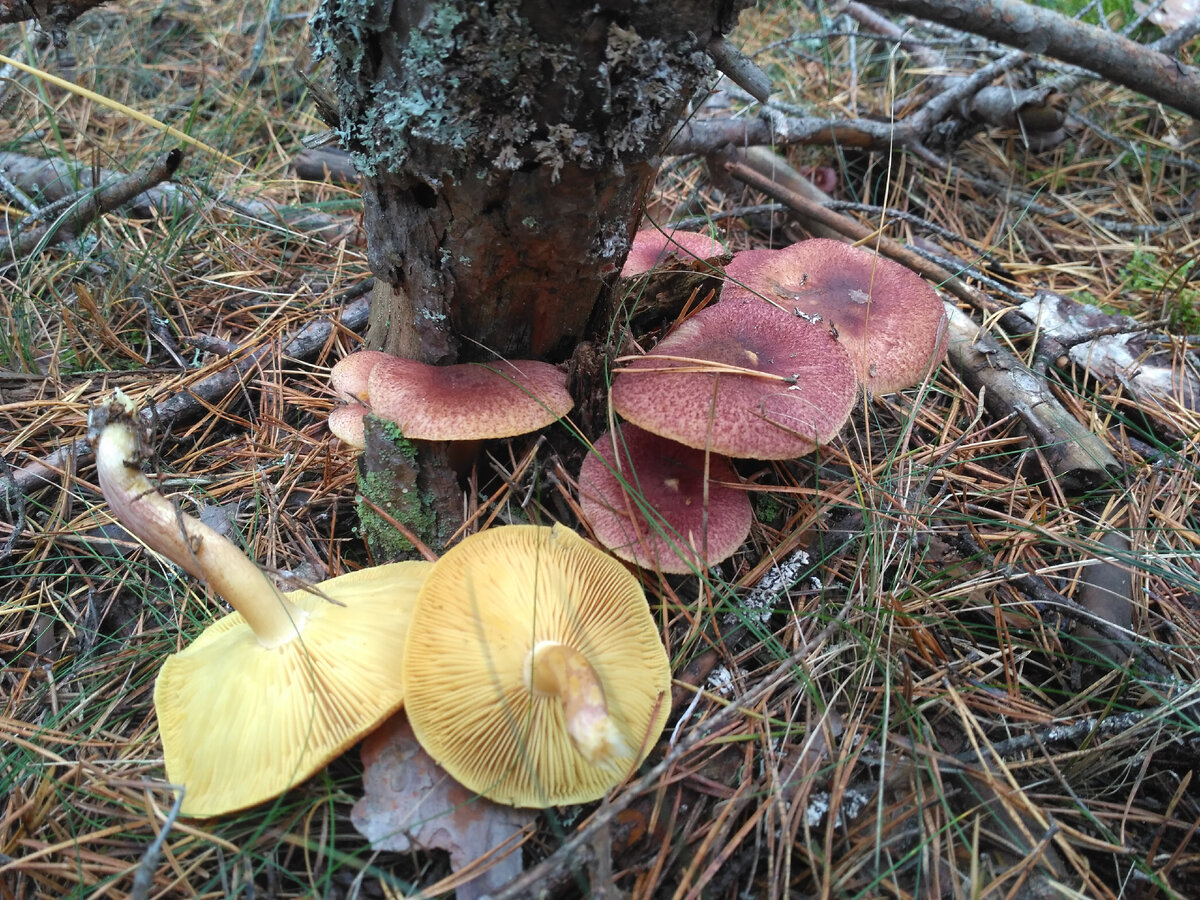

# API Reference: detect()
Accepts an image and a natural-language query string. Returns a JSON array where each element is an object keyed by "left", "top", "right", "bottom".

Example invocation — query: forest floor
[{"left": 1, "top": 1, "right": 1199, "bottom": 898}]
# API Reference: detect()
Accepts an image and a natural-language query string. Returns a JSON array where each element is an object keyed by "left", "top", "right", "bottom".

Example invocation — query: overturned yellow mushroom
[
  {"left": 402, "top": 524, "right": 671, "bottom": 808},
  {"left": 90, "top": 392, "right": 431, "bottom": 817}
]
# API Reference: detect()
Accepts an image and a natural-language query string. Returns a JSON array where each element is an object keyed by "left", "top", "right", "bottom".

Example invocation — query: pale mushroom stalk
[
  {"left": 525, "top": 640, "right": 631, "bottom": 764},
  {"left": 92, "top": 392, "right": 308, "bottom": 649}
]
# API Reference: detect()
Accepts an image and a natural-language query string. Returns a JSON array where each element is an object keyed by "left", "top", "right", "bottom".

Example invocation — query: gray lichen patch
[{"left": 311, "top": 0, "right": 716, "bottom": 181}]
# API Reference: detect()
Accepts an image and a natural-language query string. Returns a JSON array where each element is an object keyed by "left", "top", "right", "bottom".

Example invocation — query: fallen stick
[
  {"left": 0, "top": 150, "right": 353, "bottom": 243},
  {"left": 943, "top": 302, "right": 1122, "bottom": 492},
  {"left": 723, "top": 155, "right": 996, "bottom": 311},
  {"left": 859, "top": 0, "right": 1200, "bottom": 120},
  {"left": 3, "top": 288, "right": 371, "bottom": 499},
  {"left": 1, "top": 150, "right": 182, "bottom": 262}
]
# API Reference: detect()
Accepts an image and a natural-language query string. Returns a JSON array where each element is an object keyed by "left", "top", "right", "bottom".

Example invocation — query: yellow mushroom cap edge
[
  {"left": 402, "top": 524, "right": 672, "bottom": 808},
  {"left": 154, "top": 560, "right": 432, "bottom": 817}
]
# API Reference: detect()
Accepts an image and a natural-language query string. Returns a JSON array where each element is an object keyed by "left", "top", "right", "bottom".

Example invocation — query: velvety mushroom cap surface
[
  {"left": 723, "top": 238, "right": 948, "bottom": 393},
  {"left": 328, "top": 402, "right": 368, "bottom": 448},
  {"left": 610, "top": 298, "right": 858, "bottom": 459},
  {"left": 578, "top": 423, "right": 752, "bottom": 573},
  {"left": 402, "top": 524, "right": 671, "bottom": 808},
  {"left": 368, "top": 357, "right": 573, "bottom": 440},
  {"left": 155, "top": 561, "right": 432, "bottom": 817},
  {"left": 330, "top": 350, "right": 392, "bottom": 403},
  {"left": 621, "top": 228, "right": 727, "bottom": 277}
]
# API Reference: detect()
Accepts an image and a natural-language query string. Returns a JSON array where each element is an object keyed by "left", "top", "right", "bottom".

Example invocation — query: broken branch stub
[{"left": 943, "top": 302, "right": 1121, "bottom": 493}]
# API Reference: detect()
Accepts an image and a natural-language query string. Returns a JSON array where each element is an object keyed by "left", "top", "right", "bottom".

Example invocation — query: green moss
[
  {"left": 1118, "top": 248, "right": 1199, "bottom": 333},
  {"left": 354, "top": 418, "right": 441, "bottom": 558},
  {"left": 754, "top": 493, "right": 783, "bottom": 526}
]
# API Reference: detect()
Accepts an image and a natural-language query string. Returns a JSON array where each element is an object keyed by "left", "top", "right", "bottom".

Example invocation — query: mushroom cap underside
[
  {"left": 402, "top": 524, "right": 671, "bottom": 808},
  {"left": 155, "top": 560, "right": 432, "bottom": 817}
]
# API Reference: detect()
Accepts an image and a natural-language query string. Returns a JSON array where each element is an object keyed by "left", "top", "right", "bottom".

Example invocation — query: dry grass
[{"left": 2, "top": 1, "right": 1199, "bottom": 898}]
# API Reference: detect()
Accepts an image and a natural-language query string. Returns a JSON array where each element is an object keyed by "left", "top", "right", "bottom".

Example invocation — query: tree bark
[{"left": 313, "top": 0, "right": 749, "bottom": 365}]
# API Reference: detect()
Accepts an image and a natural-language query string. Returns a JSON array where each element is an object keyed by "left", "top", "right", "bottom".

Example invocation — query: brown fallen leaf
[{"left": 352, "top": 713, "right": 535, "bottom": 900}]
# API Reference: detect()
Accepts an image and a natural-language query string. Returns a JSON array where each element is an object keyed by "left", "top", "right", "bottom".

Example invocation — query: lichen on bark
[
  {"left": 310, "top": 0, "right": 748, "bottom": 363},
  {"left": 314, "top": 1, "right": 719, "bottom": 181}
]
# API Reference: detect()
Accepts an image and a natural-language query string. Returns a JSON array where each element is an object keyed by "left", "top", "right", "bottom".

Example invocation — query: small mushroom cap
[
  {"left": 610, "top": 298, "right": 858, "bottom": 459},
  {"left": 723, "top": 239, "right": 948, "bottom": 393},
  {"left": 331, "top": 350, "right": 393, "bottom": 402},
  {"left": 621, "top": 229, "right": 728, "bottom": 278},
  {"left": 402, "top": 524, "right": 671, "bottom": 808},
  {"left": 155, "top": 560, "right": 432, "bottom": 817},
  {"left": 328, "top": 402, "right": 368, "bottom": 448},
  {"left": 578, "top": 423, "right": 752, "bottom": 573},
  {"left": 367, "top": 357, "right": 573, "bottom": 441}
]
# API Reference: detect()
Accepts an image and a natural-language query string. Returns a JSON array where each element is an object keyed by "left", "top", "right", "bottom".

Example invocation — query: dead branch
[
  {"left": 1, "top": 149, "right": 182, "bottom": 262},
  {"left": 718, "top": 146, "right": 845, "bottom": 241},
  {"left": 0, "top": 0, "right": 109, "bottom": 34},
  {"left": 291, "top": 147, "right": 360, "bottom": 187},
  {"left": 663, "top": 113, "right": 939, "bottom": 163},
  {"left": 5, "top": 289, "right": 372, "bottom": 499},
  {"left": 706, "top": 34, "right": 773, "bottom": 102},
  {"left": 0, "top": 150, "right": 193, "bottom": 219},
  {"left": 721, "top": 155, "right": 995, "bottom": 311},
  {"left": 859, "top": 0, "right": 1200, "bottom": 120},
  {"left": 0, "top": 150, "right": 354, "bottom": 243},
  {"left": 943, "top": 303, "right": 1122, "bottom": 492},
  {"left": 845, "top": 1, "right": 944, "bottom": 72}
]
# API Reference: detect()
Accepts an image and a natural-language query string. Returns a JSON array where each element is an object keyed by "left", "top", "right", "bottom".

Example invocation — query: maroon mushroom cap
[
  {"left": 610, "top": 298, "right": 858, "bottom": 459},
  {"left": 578, "top": 423, "right": 752, "bottom": 574},
  {"left": 621, "top": 229, "right": 728, "bottom": 278},
  {"left": 330, "top": 350, "right": 393, "bottom": 403},
  {"left": 367, "top": 357, "right": 573, "bottom": 441},
  {"left": 723, "top": 239, "right": 948, "bottom": 394},
  {"left": 328, "top": 402, "right": 368, "bottom": 448}
]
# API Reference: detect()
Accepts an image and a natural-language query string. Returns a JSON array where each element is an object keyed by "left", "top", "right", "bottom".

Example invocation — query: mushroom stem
[
  {"left": 90, "top": 392, "right": 308, "bottom": 649},
  {"left": 525, "top": 640, "right": 631, "bottom": 765}
]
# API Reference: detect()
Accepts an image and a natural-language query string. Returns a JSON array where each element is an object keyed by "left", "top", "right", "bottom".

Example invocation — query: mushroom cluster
[
  {"left": 93, "top": 393, "right": 668, "bottom": 815},
  {"left": 577, "top": 231, "right": 948, "bottom": 573}
]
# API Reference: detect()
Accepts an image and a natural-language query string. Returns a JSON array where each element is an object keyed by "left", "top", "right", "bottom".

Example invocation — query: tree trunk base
[{"left": 357, "top": 418, "right": 461, "bottom": 559}]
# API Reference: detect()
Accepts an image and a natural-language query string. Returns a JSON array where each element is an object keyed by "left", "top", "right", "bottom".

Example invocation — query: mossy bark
[
  {"left": 312, "top": 0, "right": 750, "bottom": 548},
  {"left": 357, "top": 417, "right": 457, "bottom": 558}
]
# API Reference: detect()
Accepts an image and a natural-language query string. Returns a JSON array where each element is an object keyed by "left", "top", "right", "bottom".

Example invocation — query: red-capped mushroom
[
  {"left": 723, "top": 238, "right": 947, "bottom": 394},
  {"left": 610, "top": 298, "right": 858, "bottom": 459},
  {"left": 331, "top": 350, "right": 392, "bottom": 403},
  {"left": 621, "top": 228, "right": 729, "bottom": 278},
  {"left": 578, "top": 422, "right": 752, "bottom": 573},
  {"left": 366, "top": 357, "right": 573, "bottom": 441},
  {"left": 327, "top": 402, "right": 368, "bottom": 449}
]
